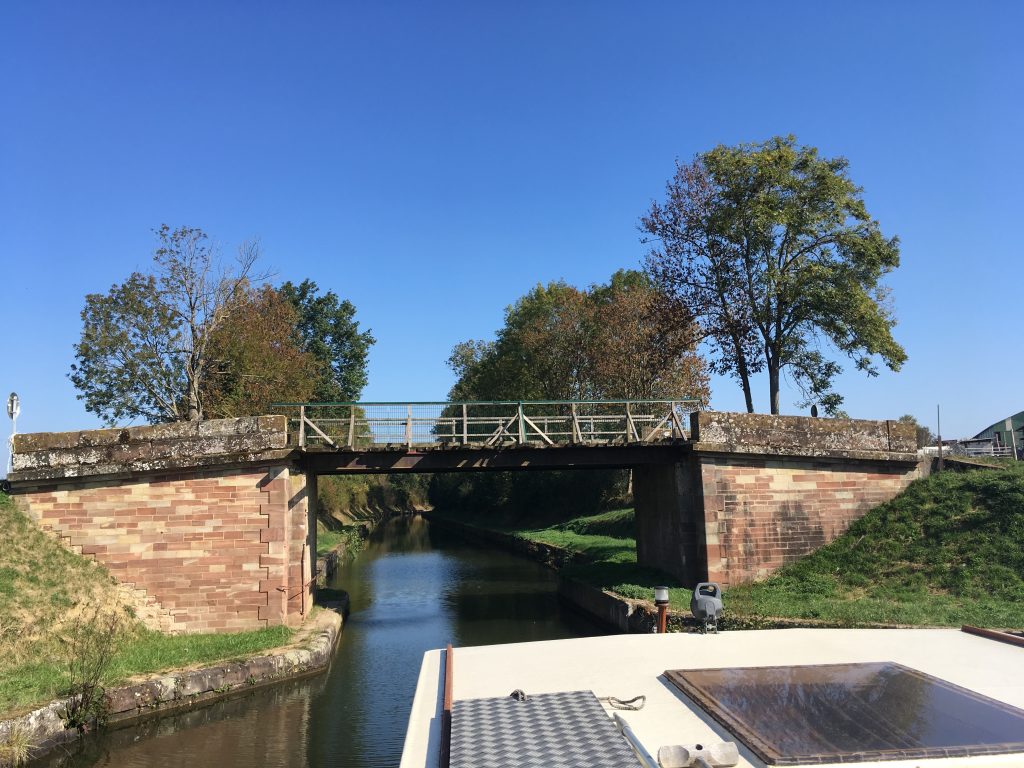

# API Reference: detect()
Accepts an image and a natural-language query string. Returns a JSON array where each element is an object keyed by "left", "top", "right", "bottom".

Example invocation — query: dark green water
[{"left": 32, "top": 515, "right": 607, "bottom": 768}]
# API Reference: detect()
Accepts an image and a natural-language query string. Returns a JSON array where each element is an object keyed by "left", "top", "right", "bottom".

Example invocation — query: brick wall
[
  {"left": 15, "top": 464, "right": 313, "bottom": 634},
  {"left": 698, "top": 455, "right": 916, "bottom": 585}
]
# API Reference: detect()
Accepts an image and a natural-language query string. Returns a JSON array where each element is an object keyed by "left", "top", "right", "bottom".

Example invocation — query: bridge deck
[{"left": 299, "top": 441, "right": 692, "bottom": 473}]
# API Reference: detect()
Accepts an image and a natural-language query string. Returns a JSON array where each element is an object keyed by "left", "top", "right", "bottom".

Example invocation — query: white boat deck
[{"left": 400, "top": 628, "right": 1024, "bottom": 768}]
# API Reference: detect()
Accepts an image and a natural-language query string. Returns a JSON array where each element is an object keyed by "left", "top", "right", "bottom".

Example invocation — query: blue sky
[{"left": 2, "top": 1, "right": 1022, "bottom": 465}]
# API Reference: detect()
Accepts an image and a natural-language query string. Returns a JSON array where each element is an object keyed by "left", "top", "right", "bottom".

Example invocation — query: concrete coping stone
[
  {"left": 13, "top": 415, "right": 286, "bottom": 453},
  {"left": 8, "top": 448, "right": 299, "bottom": 486},
  {"left": 691, "top": 411, "right": 918, "bottom": 455}
]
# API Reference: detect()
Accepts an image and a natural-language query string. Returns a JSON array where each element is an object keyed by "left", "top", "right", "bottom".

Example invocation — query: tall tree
[
  {"left": 446, "top": 282, "right": 592, "bottom": 401},
  {"left": 446, "top": 272, "right": 709, "bottom": 403},
  {"left": 642, "top": 136, "right": 906, "bottom": 415},
  {"left": 589, "top": 270, "right": 710, "bottom": 403},
  {"left": 279, "top": 280, "right": 375, "bottom": 402},
  {"left": 201, "top": 284, "right": 320, "bottom": 418},
  {"left": 70, "top": 226, "right": 261, "bottom": 424}
]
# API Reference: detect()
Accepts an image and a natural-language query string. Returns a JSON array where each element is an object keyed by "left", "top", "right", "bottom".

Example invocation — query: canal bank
[
  {"left": 22, "top": 514, "right": 607, "bottom": 768},
  {"left": 1, "top": 606, "right": 344, "bottom": 765},
  {"left": 420, "top": 511, "right": 664, "bottom": 633}
]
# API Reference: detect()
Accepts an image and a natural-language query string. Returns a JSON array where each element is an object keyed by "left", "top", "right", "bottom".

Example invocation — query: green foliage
[
  {"left": 202, "top": 284, "right": 320, "bottom": 417},
  {"left": 70, "top": 225, "right": 262, "bottom": 424},
  {"left": 429, "top": 469, "right": 629, "bottom": 528},
  {"left": 315, "top": 523, "right": 363, "bottom": 558},
  {"left": 447, "top": 271, "right": 708, "bottom": 403},
  {"left": 643, "top": 135, "right": 905, "bottom": 415},
  {"left": 0, "top": 494, "right": 122, "bottom": 674},
  {"left": 63, "top": 606, "right": 128, "bottom": 732},
  {"left": 280, "top": 279, "right": 375, "bottom": 402},
  {"left": 317, "top": 474, "right": 430, "bottom": 523}
]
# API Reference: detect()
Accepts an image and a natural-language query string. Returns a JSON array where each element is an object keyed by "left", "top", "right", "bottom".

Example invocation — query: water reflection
[{"left": 31, "top": 515, "right": 606, "bottom": 768}]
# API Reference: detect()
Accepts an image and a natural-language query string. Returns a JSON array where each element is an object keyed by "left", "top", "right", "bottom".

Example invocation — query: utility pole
[{"left": 6, "top": 392, "right": 19, "bottom": 476}]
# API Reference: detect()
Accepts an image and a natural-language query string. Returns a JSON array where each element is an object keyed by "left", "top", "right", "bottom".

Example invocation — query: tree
[
  {"left": 201, "top": 284, "right": 320, "bottom": 418},
  {"left": 445, "top": 281, "right": 592, "bottom": 401},
  {"left": 70, "top": 226, "right": 261, "bottom": 424},
  {"left": 897, "top": 414, "right": 937, "bottom": 448},
  {"left": 642, "top": 136, "right": 906, "bottom": 415},
  {"left": 447, "top": 272, "right": 709, "bottom": 403},
  {"left": 589, "top": 270, "right": 710, "bottom": 403},
  {"left": 433, "top": 270, "right": 710, "bottom": 519},
  {"left": 279, "top": 280, "right": 375, "bottom": 402}
]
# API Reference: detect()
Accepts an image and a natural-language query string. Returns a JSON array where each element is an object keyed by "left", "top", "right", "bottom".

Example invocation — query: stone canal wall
[
  {"left": 9, "top": 417, "right": 315, "bottom": 634},
  {"left": 635, "top": 412, "right": 921, "bottom": 587},
  {"left": 0, "top": 607, "right": 342, "bottom": 762}
]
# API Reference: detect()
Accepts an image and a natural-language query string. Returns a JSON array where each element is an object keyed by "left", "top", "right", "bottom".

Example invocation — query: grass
[
  {"left": 725, "top": 461, "right": 1024, "bottom": 627},
  {"left": 0, "top": 722, "right": 34, "bottom": 766},
  {"left": 431, "top": 462, "right": 1024, "bottom": 629},
  {"left": 0, "top": 494, "right": 295, "bottom": 718},
  {"left": 315, "top": 522, "right": 364, "bottom": 558}
]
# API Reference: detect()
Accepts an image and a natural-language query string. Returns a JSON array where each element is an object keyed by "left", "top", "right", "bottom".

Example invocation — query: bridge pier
[{"left": 633, "top": 412, "right": 921, "bottom": 587}]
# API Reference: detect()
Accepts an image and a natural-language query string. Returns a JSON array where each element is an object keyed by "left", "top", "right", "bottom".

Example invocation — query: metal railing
[
  {"left": 964, "top": 445, "right": 1017, "bottom": 458},
  {"left": 271, "top": 400, "right": 701, "bottom": 449}
]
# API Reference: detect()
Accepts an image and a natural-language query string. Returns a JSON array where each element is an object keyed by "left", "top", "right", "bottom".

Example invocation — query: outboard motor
[{"left": 690, "top": 582, "right": 723, "bottom": 634}]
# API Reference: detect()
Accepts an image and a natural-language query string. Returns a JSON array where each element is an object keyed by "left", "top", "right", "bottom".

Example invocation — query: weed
[
  {"left": 62, "top": 606, "right": 128, "bottom": 732},
  {"left": 0, "top": 723, "right": 34, "bottom": 767}
]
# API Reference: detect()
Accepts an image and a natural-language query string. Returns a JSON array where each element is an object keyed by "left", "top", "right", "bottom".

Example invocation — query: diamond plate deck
[{"left": 450, "top": 690, "right": 640, "bottom": 768}]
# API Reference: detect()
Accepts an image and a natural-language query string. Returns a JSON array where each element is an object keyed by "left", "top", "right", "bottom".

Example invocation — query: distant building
[{"left": 966, "top": 411, "right": 1024, "bottom": 457}]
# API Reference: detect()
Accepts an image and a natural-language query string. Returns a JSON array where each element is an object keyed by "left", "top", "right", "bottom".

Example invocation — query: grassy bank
[
  {"left": 316, "top": 522, "right": 364, "bottom": 558},
  {"left": 0, "top": 494, "right": 294, "bottom": 718},
  {"left": 431, "top": 462, "right": 1024, "bottom": 629},
  {"left": 727, "top": 461, "right": 1024, "bottom": 627}
]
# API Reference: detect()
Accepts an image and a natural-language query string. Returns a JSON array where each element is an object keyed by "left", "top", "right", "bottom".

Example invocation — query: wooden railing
[{"left": 271, "top": 400, "right": 702, "bottom": 449}]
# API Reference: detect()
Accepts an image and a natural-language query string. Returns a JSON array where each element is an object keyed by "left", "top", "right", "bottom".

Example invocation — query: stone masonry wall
[
  {"left": 16, "top": 465, "right": 313, "bottom": 633},
  {"left": 698, "top": 455, "right": 916, "bottom": 585},
  {"left": 633, "top": 411, "right": 921, "bottom": 587},
  {"left": 9, "top": 417, "right": 313, "bottom": 634}
]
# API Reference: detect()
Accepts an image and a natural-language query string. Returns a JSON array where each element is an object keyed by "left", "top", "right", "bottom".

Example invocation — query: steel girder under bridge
[{"left": 272, "top": 400, "right": 701, "bottom": 473}]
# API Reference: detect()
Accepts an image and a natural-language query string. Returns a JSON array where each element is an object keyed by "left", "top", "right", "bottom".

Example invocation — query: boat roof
[{"left": 401, "top": 628, "right": 1024, "bottom": 768}]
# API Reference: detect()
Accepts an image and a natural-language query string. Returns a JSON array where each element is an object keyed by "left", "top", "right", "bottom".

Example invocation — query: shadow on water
[{"left": 31, "top": 515, "right": 609, "bottom": 768}]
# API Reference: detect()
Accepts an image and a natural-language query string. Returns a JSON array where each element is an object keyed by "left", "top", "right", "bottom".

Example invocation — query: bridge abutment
[
  {"left": 633, "top": 412, "right": 922, "bottom": 587},
  {"left": 9, "top": 417, "right": 315, "bottom": 634}
]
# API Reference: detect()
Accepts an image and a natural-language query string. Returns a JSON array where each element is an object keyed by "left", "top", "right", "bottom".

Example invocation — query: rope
[
  {"left": 507, "top": 690, "right": 645, "bottom": 709},
  {"left": 598, "top": 695, "right": 646, "bottom": 710}
]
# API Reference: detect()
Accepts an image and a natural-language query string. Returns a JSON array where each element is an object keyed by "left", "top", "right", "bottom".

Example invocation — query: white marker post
[{"left": 7, "top": 392, "right": 19, "bottom": 476}]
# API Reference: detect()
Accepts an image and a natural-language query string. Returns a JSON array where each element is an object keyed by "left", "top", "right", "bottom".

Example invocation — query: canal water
[{"left": 33, "top": 515, "right": 607, "bottom": 768}]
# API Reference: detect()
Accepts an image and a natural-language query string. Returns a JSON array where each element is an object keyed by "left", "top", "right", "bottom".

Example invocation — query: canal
[{"left": 33, "top": 515, "right": 608, "bottom": 767}]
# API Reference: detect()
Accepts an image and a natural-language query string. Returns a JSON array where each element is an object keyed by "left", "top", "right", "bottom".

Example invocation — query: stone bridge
[{"left": 6, "top": 406, "right": 919, "bottom": 633}]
